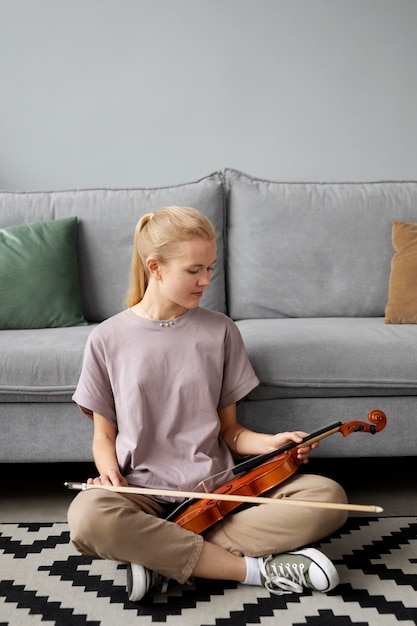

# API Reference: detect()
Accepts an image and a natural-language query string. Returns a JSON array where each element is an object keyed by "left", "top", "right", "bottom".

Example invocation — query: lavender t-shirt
[{"left": 73, "top": 307, "right": 259, "bottom": 500}]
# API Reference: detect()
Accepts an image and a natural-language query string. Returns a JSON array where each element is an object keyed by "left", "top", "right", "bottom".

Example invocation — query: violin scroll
[
  {"left": 339, "top": 409, "right": 387, "bottom": 436},
  {"left": 367, "top": 409, "right": 387, "bottom": 431}
]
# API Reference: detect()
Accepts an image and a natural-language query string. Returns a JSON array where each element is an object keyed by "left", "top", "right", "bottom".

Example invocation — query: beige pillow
[{"left": 385, "top": 220, "right": 417, "bottom": 324}]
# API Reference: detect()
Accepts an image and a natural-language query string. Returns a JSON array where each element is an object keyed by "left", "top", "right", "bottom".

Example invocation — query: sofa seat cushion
[
  {"left": 0, "top": 325, "right": 95, "bottom": 402},
  {"left": 236, "top": 317, "right": 417, "bottom": 400}
]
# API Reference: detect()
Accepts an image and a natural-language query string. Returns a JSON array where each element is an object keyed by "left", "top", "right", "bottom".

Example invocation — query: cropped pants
[{"left": 68, "top": 473, "right": 348, "bottom": 584}]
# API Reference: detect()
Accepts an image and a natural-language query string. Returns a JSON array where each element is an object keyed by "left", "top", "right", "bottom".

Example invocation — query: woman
[{"left": 68, "top": 206, "right": 347, "bottom": 601}]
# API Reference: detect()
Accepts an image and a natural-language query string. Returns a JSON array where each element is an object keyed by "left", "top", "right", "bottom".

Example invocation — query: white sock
[{"left": 243, "top": 556, "right": 262, "bottom": 586}]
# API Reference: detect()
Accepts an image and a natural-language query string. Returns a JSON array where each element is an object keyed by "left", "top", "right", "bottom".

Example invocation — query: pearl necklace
[{"left": 139, "top": 301, "right": 187, "bottom": 327}]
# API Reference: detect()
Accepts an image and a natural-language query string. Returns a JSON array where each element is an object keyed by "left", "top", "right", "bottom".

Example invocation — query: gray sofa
[{"left": 1, "top": 169, "right": 416, "bottom": 463}]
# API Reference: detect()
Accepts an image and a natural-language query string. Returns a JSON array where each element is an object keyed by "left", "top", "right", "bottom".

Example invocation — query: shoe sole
[{"left": 127, "top": 563, "right": 149, "bottom": 602}]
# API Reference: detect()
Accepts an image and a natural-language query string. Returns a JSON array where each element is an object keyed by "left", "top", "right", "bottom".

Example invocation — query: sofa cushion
[
  {"left": 0, "top": 325, "right": 96, "bottom": 402},
  {"left": 0, "top": 172, "right": 226, "bottom": 322},
  {"left": 385, "top": 220, "right": 417, "bottom": 324},
  {"left": 225, "top": 168, "right": 417, "bottom": 320},
  {"left": 236, "top": 317, "right": 417, "bottom": 400},
  {"left": 0, "top": 217, "right": 86, "bottom": 329}
]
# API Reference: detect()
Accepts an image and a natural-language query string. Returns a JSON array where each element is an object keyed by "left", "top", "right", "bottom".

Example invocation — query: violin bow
[
  {"left": 65, "top": 482, "right": 383, "bottom": 514},
  {"left": 65, "top": 411, "right": 387, "bottom": 515}
]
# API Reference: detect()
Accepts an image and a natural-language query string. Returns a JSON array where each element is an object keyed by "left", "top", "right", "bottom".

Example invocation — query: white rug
[{"left": 1, "top": 516, "right": 416, "bottom": 625}]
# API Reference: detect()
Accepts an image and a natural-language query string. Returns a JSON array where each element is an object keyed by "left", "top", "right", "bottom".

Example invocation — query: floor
[{"left": 1, "top": 457, "right": 416, "bottom": 522}]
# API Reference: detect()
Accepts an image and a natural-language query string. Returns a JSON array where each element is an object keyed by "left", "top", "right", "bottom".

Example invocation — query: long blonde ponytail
[{"left": 126, "top": 213, "right": 154, "bottom": 307}]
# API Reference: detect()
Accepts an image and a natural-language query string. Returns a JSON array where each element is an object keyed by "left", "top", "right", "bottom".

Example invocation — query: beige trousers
[{"left": 67, "top": 473, "right": 347, "bottom": 584}]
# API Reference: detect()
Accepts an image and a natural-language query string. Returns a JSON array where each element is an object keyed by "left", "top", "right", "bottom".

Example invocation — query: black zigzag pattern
[
  {"left": 0, "top": 522, "right": 69, "bottom": 558},
  {"left": 334, "top": 520, "right": 417, "bottom": 624},
  {"left": 0, "top": 580, "right": 95, "bottom": 626}
]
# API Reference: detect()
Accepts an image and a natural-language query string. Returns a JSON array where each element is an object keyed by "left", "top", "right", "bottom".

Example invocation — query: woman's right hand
[{"left": 86, "top": 468, "right": 128, "bottom": 487}]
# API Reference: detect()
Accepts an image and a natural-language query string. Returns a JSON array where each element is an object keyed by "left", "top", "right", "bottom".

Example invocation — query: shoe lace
[{"left": 260, "top": 556, "right": 307, "bottom": 595}]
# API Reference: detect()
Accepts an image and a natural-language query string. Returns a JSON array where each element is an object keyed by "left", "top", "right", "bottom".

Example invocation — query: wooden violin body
[
  {"left": 169, "top": 451, "right": 300, "bottom": 533},
  {"left": 167, "top": 409, "right": 387, "bottom": 534}
]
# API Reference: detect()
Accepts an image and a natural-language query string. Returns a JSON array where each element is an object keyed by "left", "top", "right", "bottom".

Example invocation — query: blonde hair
[{"left": 126, "top": 205, "right": 216, "bottom": 307}]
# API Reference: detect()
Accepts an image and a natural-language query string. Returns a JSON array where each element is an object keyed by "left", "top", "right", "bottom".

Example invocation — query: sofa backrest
[
  {"left": 225, "top": 168, "right": 417, "bottom": 320},
  {"left": 0, "top": 172, "right": 226, "bottom": 322}
]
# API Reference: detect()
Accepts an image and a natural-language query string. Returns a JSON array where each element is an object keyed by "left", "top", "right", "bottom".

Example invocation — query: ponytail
[{"left": 126, "top": 213, "right": 153, "bottom": 307}]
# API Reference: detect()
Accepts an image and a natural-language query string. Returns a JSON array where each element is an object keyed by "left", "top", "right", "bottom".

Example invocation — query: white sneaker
[
  {"left": 126, "top": 563, "right": 169, "bottom": 602},
  {"left": 259, "top": 548, "right": 339, "bottom": 595}
]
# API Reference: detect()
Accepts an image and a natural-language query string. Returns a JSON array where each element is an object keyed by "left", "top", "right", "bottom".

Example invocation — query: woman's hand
[
  {"left": 266, "top": 431, "right": 319, "bottom": 464},
  {"left": 86, "top": 468, "right": 128, "bottom": 486}
]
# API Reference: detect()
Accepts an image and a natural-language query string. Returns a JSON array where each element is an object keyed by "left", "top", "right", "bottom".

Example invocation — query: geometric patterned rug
[{"left": 1, "top": 517, "right": 416, "bottom": 626}]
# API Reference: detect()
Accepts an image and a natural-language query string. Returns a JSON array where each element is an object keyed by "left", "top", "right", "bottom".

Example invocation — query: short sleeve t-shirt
[{"left": 73, "top": 307, "right": 259, "bottom": 499}]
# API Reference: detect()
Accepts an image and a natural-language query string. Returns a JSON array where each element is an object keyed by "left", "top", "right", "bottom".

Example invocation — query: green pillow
[{"left": 0, "top": 217, "right": 87, "bottom": 329}]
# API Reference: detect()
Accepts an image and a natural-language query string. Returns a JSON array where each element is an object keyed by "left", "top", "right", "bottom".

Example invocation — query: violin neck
[{"left": 232, "top": 421, "right": 342, "bottom": 476}]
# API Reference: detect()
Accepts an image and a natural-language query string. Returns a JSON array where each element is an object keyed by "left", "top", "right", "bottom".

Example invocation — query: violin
[{"left": 165, "top": 409, "right": 387, "bottom": 534}]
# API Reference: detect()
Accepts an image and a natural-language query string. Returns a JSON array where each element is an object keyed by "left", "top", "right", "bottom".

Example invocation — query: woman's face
[{"left": 157, "top": 237, "right": 217, "bottom": 310}]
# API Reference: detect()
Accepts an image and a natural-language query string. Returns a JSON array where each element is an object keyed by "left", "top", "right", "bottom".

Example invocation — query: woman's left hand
[{"left": 266, "top": 431, "right": 319, "bottom": 464}]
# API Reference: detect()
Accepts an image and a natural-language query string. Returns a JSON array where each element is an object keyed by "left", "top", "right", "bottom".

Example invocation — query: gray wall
[{"left": 1, "top": 0, "right": 416, "bottom": 190}]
